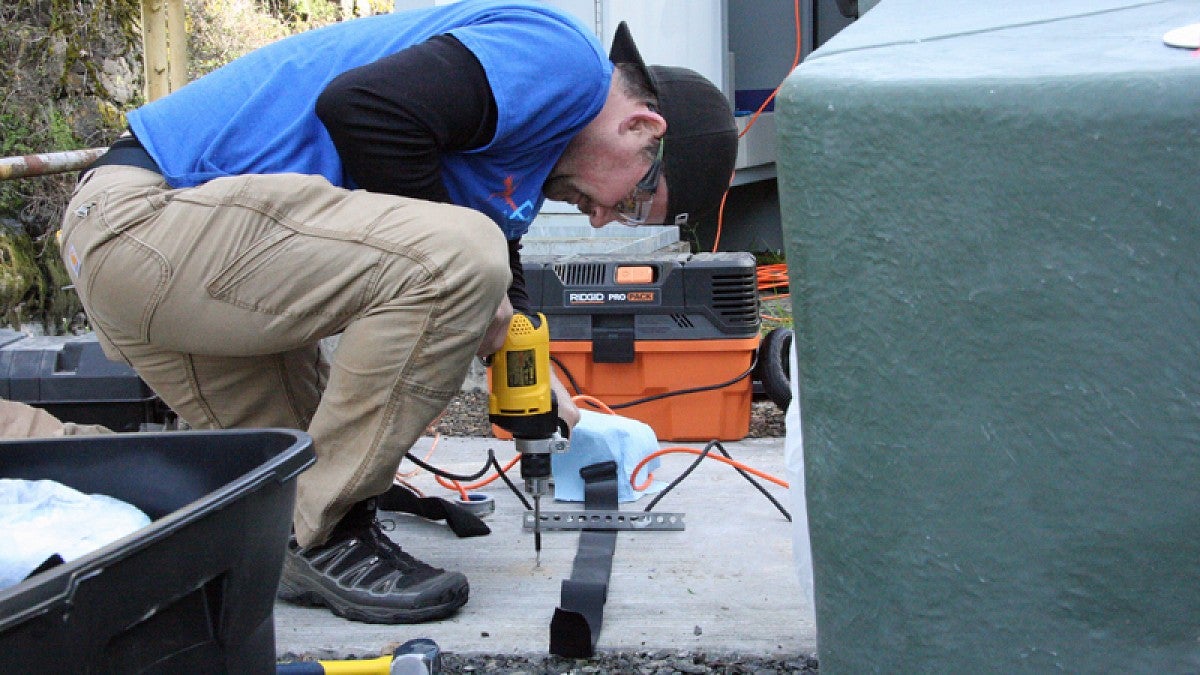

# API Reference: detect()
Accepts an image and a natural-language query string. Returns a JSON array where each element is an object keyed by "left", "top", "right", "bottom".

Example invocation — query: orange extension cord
[
  {"left": 710, "top": 0, "right": 802, "bottom": 324},
  {"left": 757, "top": 262, "right": 790, "bottom": 302},
  {"left": 400, "top": 396, "right": 791, "bottom": 504},
  {"left": 711, "top": 0, "right": 802, "bottom": 256}
]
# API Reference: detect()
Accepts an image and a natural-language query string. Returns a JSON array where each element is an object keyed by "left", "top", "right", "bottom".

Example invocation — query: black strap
[
  {"left": 549, "top": 460, "right": 619, "bottom": 658},
  {"left": 376, "top": 483, "right": 490, "bottom": 538},
  {"left": 25, "top": 553, "right": 65, "bottom": 581},
  {"left": 84, "top": 134, "right": 161, "bottom": 175}
]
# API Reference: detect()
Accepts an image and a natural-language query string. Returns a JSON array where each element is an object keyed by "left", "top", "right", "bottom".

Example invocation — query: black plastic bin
[
  {"left": 0, "top": 429, "right": 314, "bottom": 674},
  {"left": 0, "top": 333, "right": 168, "bottom": 431}
]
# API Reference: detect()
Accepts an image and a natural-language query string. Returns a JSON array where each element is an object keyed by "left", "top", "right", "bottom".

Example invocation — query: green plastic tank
[{"left": 776, "top": 1, "right": 1200, "bottom": 672}]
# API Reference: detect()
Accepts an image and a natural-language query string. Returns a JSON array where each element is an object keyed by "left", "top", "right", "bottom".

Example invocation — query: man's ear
[{"left": 619, "top": 107, "right": 667, "bottom": 139}]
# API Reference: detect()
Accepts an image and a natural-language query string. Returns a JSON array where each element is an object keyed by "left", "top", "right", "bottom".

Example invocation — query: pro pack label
[{"left": 564, "top": 289, "right": 660, "bottom": 306}]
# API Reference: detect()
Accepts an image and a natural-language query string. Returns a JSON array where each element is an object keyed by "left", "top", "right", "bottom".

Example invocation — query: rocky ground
[{"left": 438, "top": 650, "right": 819, "bottom": 674}]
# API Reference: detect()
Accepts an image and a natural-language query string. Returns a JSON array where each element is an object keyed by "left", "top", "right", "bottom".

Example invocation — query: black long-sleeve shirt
[{"left": 315, "top": 33, "right": 531, "bottom": 313}]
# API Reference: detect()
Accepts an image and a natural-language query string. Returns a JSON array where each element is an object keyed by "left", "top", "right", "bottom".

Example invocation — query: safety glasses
[{"left": 613, "top": 138, "right": 664, "bottom": 225}]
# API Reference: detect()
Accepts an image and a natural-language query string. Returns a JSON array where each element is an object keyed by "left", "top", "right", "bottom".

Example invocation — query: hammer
[{"left": 276, "top": 638, "right": 440, "bottom": 674}]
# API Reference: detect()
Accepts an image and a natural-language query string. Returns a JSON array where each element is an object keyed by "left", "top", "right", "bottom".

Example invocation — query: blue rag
[{"left": 552, "top": 410, "right": 665, "bottom": 503}]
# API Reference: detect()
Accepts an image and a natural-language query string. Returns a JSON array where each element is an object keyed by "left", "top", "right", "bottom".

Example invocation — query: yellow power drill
[{"left": 488, "top": 312, "right": 569, "bottom": 565}]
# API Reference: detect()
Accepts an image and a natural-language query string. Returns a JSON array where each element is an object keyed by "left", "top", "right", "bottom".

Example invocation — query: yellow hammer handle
[{"left": 319, "top": 655, "right": 393, "bottom": 674}]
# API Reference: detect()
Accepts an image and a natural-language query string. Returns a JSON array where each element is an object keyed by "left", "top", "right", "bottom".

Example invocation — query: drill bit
[{"left": 533, "top": 493, "right": 542, "bottom": 568}]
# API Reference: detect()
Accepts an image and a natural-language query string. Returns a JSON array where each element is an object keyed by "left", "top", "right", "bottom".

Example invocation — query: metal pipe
[{"left": 0, "top": 148, "right": 107, "bottom": 181}]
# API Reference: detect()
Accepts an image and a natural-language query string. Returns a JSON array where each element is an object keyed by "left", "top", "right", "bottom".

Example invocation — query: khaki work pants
[
  {"left": 0, "top": 400, "right": 113, "bottom": 438},
  {"left": 59, "top": 166, "right": 510, "bottom": 546}
]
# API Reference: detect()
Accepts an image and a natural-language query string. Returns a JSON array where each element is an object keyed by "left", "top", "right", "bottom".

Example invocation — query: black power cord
[
  {"left": 550, "top": 345, "right": 792, "bottom": 520},
  {"left": 403, "top": 447, "right": 533, "bottom": 510},
  {"left": 409, "top": 340, "right": 787, "bottom": 518},
  {"left": 551, "top": 350, "right": 759, "bottom": 411},
  {"left": 642, "top": 440, "right": 791, "bottom": 522}
]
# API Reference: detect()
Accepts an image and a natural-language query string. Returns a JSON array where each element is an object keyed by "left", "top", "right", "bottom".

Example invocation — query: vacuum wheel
[{"left": 757, "top": 327, "right": 793, "bottom": 410}]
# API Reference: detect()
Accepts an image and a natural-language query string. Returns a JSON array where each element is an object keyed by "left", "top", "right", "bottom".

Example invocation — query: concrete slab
[{"left": 274, "top": 435, "right": 815, "bottom": 660}]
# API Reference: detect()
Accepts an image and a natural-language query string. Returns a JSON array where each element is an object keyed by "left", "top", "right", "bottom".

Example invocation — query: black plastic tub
[
  {"left": 0, "top": 333, "right": 168, "bottom": 431},
  {"left": 0, "top": 429, "right": 314, "bottom": 674}
]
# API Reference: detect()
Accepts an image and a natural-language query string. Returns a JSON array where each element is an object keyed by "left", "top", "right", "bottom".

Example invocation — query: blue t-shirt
[{"left": 126, "top": 0, "right": 610, "bottom": 239}]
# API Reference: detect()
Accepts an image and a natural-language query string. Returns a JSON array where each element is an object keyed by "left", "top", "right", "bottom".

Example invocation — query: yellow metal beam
[
  {"left": 140, "top": 0, "right": 168, "bottom": 101},
  {"left": 166, "top": 0, "right": 188, "bottom": 91},
  {"left": 140, "top": 0, "right": 188, "bottom": 101}
]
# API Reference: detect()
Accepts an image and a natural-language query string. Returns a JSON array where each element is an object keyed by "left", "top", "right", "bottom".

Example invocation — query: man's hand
[
  {"left": 551, "top": 371, "right": 581, "bottom": 431},
  {"left": 477, "top": 299, "right": 577, "bottom": 430},
  {"left": 476, "top": 295, "right": 514, "bottom": 357}
]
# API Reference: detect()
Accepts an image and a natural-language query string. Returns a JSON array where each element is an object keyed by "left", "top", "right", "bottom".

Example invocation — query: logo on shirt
[{"left": 490, "top": 175, "right": 535, "bottom": 223}]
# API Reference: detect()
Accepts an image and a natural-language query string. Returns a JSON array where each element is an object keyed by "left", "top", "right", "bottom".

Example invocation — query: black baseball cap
[{"left": 609, "top": 21, "right": 738, "bottom": 227}]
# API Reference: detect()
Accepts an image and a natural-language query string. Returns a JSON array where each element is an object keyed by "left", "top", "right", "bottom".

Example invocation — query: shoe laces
[
  {"left": 360, "top": 519, "right": 434, "bottom": 575},
  {"left": 298, "top": 500, "right": 441, "bottom": 586}
]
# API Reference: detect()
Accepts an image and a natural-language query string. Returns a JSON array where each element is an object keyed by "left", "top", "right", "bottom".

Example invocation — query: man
[{"left": 59, "top": 0, "right": 737, "bottom": 624}]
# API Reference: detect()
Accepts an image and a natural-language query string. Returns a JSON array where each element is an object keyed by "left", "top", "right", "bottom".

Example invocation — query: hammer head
[{"left": 390, "top": 638, "right": 441, "bottom": 675}]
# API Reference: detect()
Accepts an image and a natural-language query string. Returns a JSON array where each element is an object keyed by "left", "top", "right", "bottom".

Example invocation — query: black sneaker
[{"left": 277, "top": 499, "right": 469, "bottom": 623}]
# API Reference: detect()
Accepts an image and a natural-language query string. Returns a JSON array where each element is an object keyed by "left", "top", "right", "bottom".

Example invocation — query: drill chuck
[
  {"left": 516, "top": 436, "right": 567, "bottom": 497},
  {"left": 520, "top": 451, "right": 552, "bottom": 497}
]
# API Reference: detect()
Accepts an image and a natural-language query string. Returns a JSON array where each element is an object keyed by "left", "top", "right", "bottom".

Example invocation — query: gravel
[
  {"left": 438, "top": 650, "right": 819, "bottom": 674},
  {"left": 425, "top": 392, "right": 807, "bottom": 673},
  {"left": 431, "top": 390, "right": 786, "bottom": 439}
]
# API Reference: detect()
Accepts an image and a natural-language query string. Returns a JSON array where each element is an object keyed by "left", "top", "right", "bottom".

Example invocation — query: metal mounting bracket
[{"left": 523, "top": 510, "right": 685, "bottom": 532}]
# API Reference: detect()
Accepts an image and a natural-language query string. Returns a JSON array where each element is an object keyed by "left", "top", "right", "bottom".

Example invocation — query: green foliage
[
  {"left": 0, "top": 113, "right": 36, "bottom": 217},
  {"left": 759, "top": 295, "right": 793, "bottom": 334},
  {"left": 754, "top": 249, "right": 791, "bottom": 334},
  {"left": 0, "top": 228, "right": 46, "bottom": 330},
  {"left": 0, "top": 230, "right": 39, "bottom": 307},
  {"left": 186, "top": 0, "right": 344, "bottom": 79},
  {"left": 0, "top": 113, "right": 35, "bottom": 157},
  {"left": 754, "top": 249, "right": 787, "bottom": 266},
  {"left": 0, "top": 227, "right": 84, "bottom": 333},
  {"left": 0, "top": 0, "right": 350, "bottom": 332},
  {"left": 291, "top": 0, "right": 343, "bottom": 25},
  {"left": 0, "top": 0, "right": 140, "bottom": 331},
  {"left": 186, "top": 0, "right": 292, "bottom": 78},
  {"left": 48, "top": 109, "right": 80, "bottom": 151}
]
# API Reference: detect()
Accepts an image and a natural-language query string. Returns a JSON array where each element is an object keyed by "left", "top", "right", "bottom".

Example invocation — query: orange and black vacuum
[{"left": 520, "top": 252, "right": 761, "bottom": 441}]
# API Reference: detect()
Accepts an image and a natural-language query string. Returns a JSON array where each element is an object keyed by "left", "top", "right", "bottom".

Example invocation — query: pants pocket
[
  {"left": 205, "top": 227, "right": 297, "bottom": 301},
  {"left": 82, "top": 230, "right": 170, "bottom": 345}
]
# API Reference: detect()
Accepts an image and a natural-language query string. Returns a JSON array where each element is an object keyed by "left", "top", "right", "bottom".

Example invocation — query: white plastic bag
[
  {"left": 784, "top": 340, "right": 815, "bottom": 609},
  {"left": 0, "top": 478, "right": 151, "bottom": 590}
]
